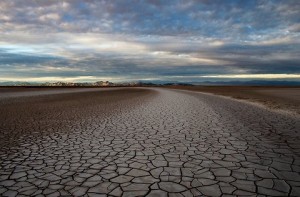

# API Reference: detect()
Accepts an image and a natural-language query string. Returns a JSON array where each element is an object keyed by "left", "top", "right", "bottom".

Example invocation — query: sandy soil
[
  {"left": 166, "top": 86, "right": 300, "bottom": 114},
  {"left": 0, "top": 87, "right": 122, "bottom": 98}
]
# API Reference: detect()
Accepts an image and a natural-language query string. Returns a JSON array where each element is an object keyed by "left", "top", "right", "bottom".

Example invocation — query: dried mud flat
[
  {"left": 167, "top": 86, "right": 300, "bottom": 115},
  {"left": 0, "top": 87, "right": 300, "bottom": 196}
]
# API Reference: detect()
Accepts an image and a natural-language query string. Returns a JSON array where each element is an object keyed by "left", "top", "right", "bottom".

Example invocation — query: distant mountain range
[
  {"left": 191, "top": 80, "right": 300, "bottom": 86},
  {"left": 0, "top": 80, "right": 299, "bottom": 86}
]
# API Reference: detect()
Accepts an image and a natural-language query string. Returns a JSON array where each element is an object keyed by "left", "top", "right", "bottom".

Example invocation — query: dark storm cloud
[{"left": 0, "top": 0, "right": 299, "bottom": 81}]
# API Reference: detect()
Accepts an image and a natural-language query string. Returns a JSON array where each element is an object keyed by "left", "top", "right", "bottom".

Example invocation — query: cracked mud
[{"left": 0, "top": 88, "right": 300, "bottom": 196}]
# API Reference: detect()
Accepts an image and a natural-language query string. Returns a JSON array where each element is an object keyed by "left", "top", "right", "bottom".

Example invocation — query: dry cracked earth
[{"left": 0, "top": 87, "right": 300, "bottom": 197}]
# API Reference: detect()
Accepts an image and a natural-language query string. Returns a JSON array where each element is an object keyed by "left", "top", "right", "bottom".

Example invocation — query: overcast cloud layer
[{"left": 0, "top": 0, "right": 300, "bottom": 82}]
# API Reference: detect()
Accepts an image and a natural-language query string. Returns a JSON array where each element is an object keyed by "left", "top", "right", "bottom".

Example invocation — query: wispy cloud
[{"left": 0, "top": 0, "right": 299, "bottom": 82}]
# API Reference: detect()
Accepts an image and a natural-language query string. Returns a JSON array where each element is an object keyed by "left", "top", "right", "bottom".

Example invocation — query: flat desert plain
[
  {"left": 0, "top": 87, "right": 300, "bottom": 196},
  {"left": 167, "top": 86, "right": 300, "bottom": 115}
]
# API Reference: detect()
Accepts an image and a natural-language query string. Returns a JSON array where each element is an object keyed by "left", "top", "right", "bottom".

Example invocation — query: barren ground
[
  {"left": 0, "top": 87, "right": 299, "bottom": 196},
  {"left": 166, "top": 86, "right": 300, "bottom": 114}
]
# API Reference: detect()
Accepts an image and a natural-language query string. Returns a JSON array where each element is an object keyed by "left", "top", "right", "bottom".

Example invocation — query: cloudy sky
[{"left": 0, "top": 0, "right": 299, "bottom": 83}]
